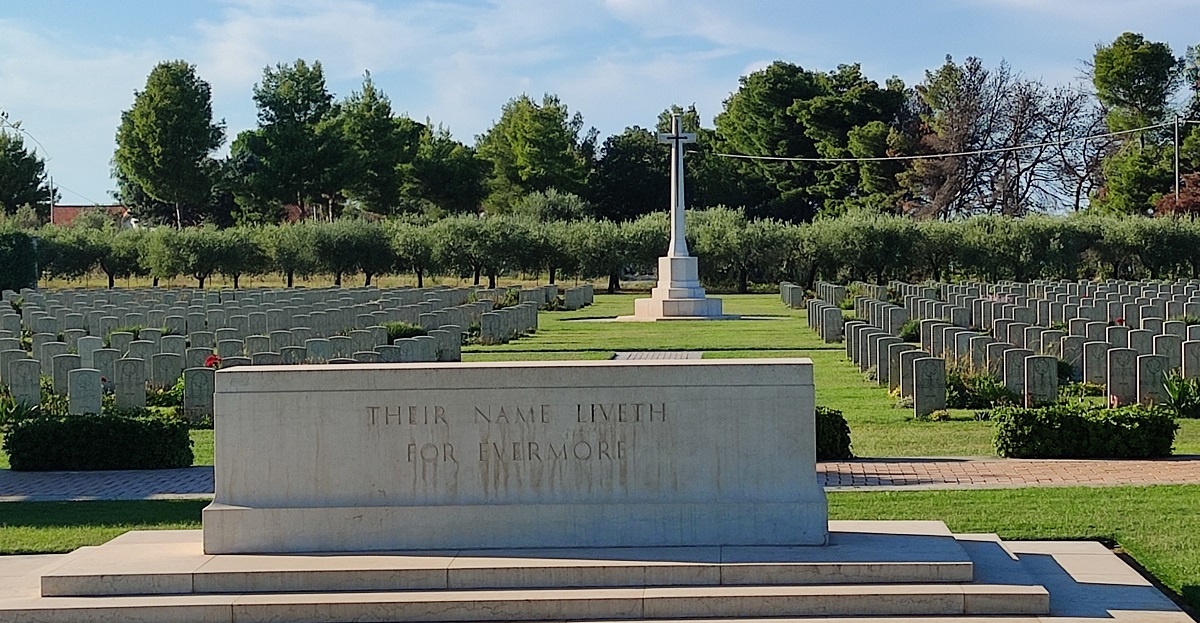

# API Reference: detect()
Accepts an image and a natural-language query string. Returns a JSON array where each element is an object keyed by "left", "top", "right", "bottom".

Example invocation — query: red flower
[
  {"left": 1114, "top": 317, "right": 1125, "bottom": 326},
  {"left": 205, "top": 354, "right": 222, "bottom": 368}
]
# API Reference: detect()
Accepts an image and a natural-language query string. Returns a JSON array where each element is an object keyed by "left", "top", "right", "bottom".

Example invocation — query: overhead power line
[{"left": 712, "top": 121, "right": 1180, "bottom": 164}]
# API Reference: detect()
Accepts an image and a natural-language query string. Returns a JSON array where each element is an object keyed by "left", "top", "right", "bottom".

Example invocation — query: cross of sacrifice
[{"left": 657, "top": 113, "right": 697, "bottom": 258}]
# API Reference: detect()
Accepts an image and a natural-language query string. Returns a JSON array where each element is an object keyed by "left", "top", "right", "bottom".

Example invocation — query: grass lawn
[
  {"left": 1, "top": 488, "right": 1196, "bottom": 609},
  {"left": 2, "top": 293, "right": 1199, "bottom": 609},
  {"left": 463, "top": 293, "right": 1200, "bottom": 458}
]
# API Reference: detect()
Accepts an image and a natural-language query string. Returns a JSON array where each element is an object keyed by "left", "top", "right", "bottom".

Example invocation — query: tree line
[
  {"left": 15, "top": 210, "right": 1200, "bottom": 294},
  {"left": 1, "top": 32, "right": 1198, "bottom": 226}
]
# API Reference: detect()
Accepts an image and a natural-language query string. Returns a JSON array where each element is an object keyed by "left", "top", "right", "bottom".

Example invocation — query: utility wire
[{"left": 712, "top": 121, "right": 1179, "bottom": 164}]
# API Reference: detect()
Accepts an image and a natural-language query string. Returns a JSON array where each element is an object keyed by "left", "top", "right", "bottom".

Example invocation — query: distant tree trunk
[
  {"left": 175, "top": 202, "right": 182, "bottom": 229},
  {"left": 286, "top": 270, "right": 294, "bottom": 288},
  {"left": 334, "top": 272, "right": 342, "bottom": 287},
  {"left": 233, "top": 274, "right": 241, "bottom": 289},
  {"left": 608, "top": 272, "right": 620, "bottom": 293},
  {"left": 549, "top": 266, "right": 557, "bottom": 284},
  {"left": 488, "top": 272, "right": 497, "bottom": 289},
  {"left": 415, "top": 269, "right": 424, "bottom": 288},
  {"left": 153, "top": 277, "right": 160, "bottom": 287},
  {"left": 107, "top": 273, "right": 115, "bottom": 289},
  {"left": 364, "top": 272, "right": 373, "bottom": 286},
  {"left": 737, "top": 268, "right": 748, "bottom": 294},
  {"left": 473, "top": 267, "right": 481, "bottom": 285},
  {"left": 197, "top": 275, "right": 206, "bottom": 289}
]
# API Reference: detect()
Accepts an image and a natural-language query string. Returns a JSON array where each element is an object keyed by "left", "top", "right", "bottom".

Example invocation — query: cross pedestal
[{"left": 621, "top": 113, "right": 735, "bottom": 321}]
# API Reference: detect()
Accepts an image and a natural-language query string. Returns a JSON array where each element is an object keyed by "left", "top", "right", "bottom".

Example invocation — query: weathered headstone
[
  {"left": 887, "top": 342, "right": 918, "bottom": 393},
  {"left": 1107, "top": 348, "right": 1138, "bottom": 406},
  {"left": 9, "top": 358, "right": 40, "bottom": 406},
  {"left": 1083, "top": 341, "right": 1109, "bottom": 386},
  {"left": 114, "top": 358, "right": 146, "bottom": 409},
  {"left": 151, "top": 352, "right": 184, "bottom": 389},
  {"left": 67, "top": 368, "right": 102, "bottom": 415},
  {"left": 912, "top": 357, "right": 946, "bottom": 418},
  {"left": 1153, "top": 334, "right": 1183, "bottom": 371},
  {"left": 1137, "top": 354, "right": 1169, "bottom": 406},
  {"left": 305, "top": 339, "right": 333, "bottom": 363},
  {"left": 77, "top": 335, "right": 104, "bottom": 368},
  {"left": 183, "top": 367, "right": 215, "bottom": 422},
  {"left": 51, "top": 353, "right": 81, "bottom": 395},
  {"left": 1185, "top": 340, "right": 1200, "bottom": 379},
  {"left": 1060, "top": 335, "right": 1085, "bottom": 382},
  {"left": 1024, "top": 355, "right": 1058, "bottom": 407}
]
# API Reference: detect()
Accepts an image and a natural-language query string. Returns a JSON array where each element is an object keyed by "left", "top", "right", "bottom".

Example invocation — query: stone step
[
  {"left": 41, "top": 526, "right": 976, "bottom": 597},
  {"left": 2, "top": 583, "right": 1051, "bottom": 622}
]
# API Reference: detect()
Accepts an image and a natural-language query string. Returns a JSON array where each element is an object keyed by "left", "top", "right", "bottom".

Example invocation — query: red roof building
[{"left": 49, "top": 205, "right": 132, "bottom": 227}]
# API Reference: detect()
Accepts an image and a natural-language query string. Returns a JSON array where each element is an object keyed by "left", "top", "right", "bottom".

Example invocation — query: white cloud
[{"left": 0, "top": 19, "right": 165, "bottom": 203}]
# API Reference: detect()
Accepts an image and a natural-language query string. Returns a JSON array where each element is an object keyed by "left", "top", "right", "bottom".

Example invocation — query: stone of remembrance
[{"left": 203, "top": 359, "right": 826, "bottom": 553}]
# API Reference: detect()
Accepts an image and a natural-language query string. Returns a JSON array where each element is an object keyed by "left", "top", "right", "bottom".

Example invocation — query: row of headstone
[
  {"left": 2, "top": 355, "right": 217, "bottom": 421},
  {"left": 0, "top": 286, "right": 507, "bottom": 388},
  {"left": 877, "top": 278, "right": 1200, "bottom": 407},
  {"left": 479, "top": 303, "right": 540, "bottom": 345},
  {"left": 843, "top": 319, "right": 945, "bottom": 416},
  {"left": 806, "top": 299, "right": 844, "bottom": 343},
  {"left": 814, "top": 282, "right": 847, "bottom": 306},
  {"left": 5, "top": 285, "right": 472, "bottom": 340},
  {"left": 780, "top": 282, "right": 805, "bottom": 309},
  {"left": 562, "top": 285, "right": 595, "bottom": 310}
]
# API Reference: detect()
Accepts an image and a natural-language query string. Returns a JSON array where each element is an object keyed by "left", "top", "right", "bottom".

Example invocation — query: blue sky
[{"left": 1, "top": 0, "right": 1197, "bottom": 205}]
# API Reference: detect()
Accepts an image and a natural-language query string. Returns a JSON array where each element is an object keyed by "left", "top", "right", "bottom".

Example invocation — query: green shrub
[
  {"left": 1175, "top": 314, "right": 1200, "bottom": 326},
  {"left": 3, "top": 410, "right": 193, "bottom": 471},
  {"left": 946, "top": 368, "right": 1019, "bottom": 409},
  {"left": 1056, "top": 359, "right": 1073, "bottom": 385},
  {"left": 993, "top": 403, "right": 1177, "bottom": 459},
  {"left": 146, "top": 376, "right": 184, "bottom": 408},
  {"left": 1163, "top": 374, "right": 1200, "bottom": 419},
  {"left": 382, "top": 321, "right": 426, "bottom": 343},
  {"left": 816, "top": 406, "right": 853, "bottom": 460},
  {"left": 0, "top": 228, "right": 37, "bottom": 291},
  {"left": 106, "top": 325, "right": 145, "bottom": 346},
  {"left": 0, "top": 388, "right": 41, "bottom": 427},
  {"left": 837, "top": 297, "right": 854, "bottom": 310},
  {"left": 1060, "top": 382, "right": 1106, "bottom": 399},
  {"left": 919, "top": 409, "right": 952, "bottom": 422},
  {"left": 898, "top": 319, "right": 919, "bottom": 343}
]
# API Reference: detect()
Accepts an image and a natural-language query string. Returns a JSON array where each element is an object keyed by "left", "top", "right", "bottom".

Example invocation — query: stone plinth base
[
  {"left": 621, "top": 256, "right": 738, "bottom": 321},
  {"left": 10, "top": 521, "right": 1153, "bottom": 621}
]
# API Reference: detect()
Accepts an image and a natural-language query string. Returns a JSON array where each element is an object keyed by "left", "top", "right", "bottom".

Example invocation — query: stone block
[{"left": 204, "top": 359, "right": 826, "bottom": 553}]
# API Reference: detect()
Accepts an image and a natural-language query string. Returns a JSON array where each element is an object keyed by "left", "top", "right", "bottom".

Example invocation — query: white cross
[{"left": 657, "top": 114, "right": 696, "bottom": 258}]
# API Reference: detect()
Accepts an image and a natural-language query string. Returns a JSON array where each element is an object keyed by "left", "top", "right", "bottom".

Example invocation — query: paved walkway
[
  {"left": 819, "top": 456, "right": 1200, "bottom": 490},
  {"left": 612, "top": 351, "right": 703, "bottom": 359},
  {"left": 3, "top": 457, "right": 1200, "bottom": 501}
]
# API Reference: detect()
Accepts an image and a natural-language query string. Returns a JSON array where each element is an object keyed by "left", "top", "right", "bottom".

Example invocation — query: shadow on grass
[{"left": 0, "top": 500, "right": 207, "bottom": 528}]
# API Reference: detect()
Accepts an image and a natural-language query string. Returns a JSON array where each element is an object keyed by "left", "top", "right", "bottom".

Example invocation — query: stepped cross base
[{"left": 619, "top": 256, "right": 739, "bottom": 321}]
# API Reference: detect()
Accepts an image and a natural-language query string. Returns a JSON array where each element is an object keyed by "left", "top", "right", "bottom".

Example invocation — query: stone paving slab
[
  {"left": 3, "top": 458, "right": 1200, "bottom": 501},
  {"left": 0, "top": 467, "right": 214, "bottom": 501},
  {"left": 819, "top": 457, "right": 1200, "bottom": 491},
  {"left": 612, "top": 351, "right": 704, "bottom": 360}
]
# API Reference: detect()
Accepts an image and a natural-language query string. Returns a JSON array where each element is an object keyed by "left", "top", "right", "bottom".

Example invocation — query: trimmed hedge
[
  {"left": 0, "top": 228, "right": 37, "bottom": 291},
  {"left": 3, "top": 411, "right": 193, "bottom": 471},
  {"left": 816, "top": 405, "right": 853, "bottom": 460},
  {"left": 993, "top": 403, "right": 1177, "bottom": 459}
]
